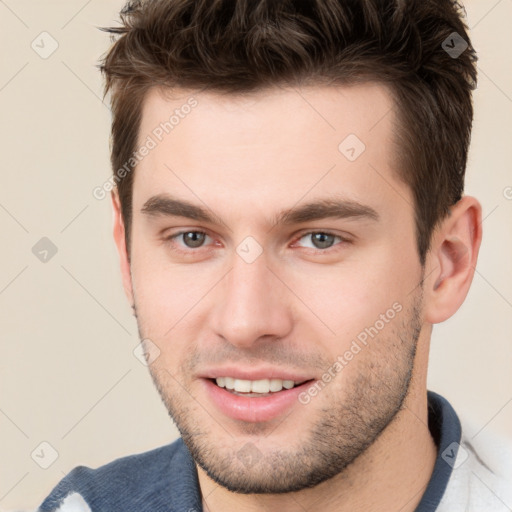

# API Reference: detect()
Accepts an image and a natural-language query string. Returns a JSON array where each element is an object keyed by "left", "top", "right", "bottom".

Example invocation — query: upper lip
[{"left": 199, "top": 366, "right": 315, "bottom": 382}]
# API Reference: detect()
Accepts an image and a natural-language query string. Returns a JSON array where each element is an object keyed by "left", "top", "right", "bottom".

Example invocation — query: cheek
[
  {"left": 130, "top": 243, "right": 184, "bottom": 340},
  {"left": 132, "top": 267, "right": 195, "bottom": 378},
  {"left": 282, "top": 248, "right": 417, "bottom": 349},
  {"left": 130, "top": 244, "right": 222, "bottom": 347}
]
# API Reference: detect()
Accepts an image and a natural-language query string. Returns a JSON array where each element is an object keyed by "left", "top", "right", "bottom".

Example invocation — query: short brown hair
[{"left": 99, "top": 0, "right": 477, "bottom": 266}]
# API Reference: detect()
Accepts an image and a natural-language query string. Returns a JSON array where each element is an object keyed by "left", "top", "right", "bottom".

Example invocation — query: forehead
[
  {"left": 138, "top": 82, "right": 395, "bottom": 149},
  {"left": 133, "top": 83, "right": 410, "bottom": 224}
]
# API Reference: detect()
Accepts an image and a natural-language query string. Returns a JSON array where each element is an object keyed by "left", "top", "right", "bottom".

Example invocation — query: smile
[{"left": 214, "top": 377, "right": 308, "bottom": 395}]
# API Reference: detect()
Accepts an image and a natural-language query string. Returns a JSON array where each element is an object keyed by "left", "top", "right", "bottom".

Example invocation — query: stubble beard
[{"left": 135, "top": 289, "right": 423, "bottom": 494}]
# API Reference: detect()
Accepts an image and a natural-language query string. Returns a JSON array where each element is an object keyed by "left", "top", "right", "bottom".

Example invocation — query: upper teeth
[{"left": 215, "top": 377, "right": 300, "bottom": 393}]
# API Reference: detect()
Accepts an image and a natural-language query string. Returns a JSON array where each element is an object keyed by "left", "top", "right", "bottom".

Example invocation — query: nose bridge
[
  {"left": 212, "top": 248, "right": 292, "bottom": 347},
  {"left": 231, "top": 250, "right": 272, "bottom": 305}
]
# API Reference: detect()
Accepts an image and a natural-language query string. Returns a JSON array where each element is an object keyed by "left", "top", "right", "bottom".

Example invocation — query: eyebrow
[{"left": 140, "top": 194, "right": 379, "bottom": 227}]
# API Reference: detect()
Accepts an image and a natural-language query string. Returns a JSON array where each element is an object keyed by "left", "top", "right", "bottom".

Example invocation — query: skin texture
[{"left": 112, "top": 83, "right": 482, "bottom": 512}]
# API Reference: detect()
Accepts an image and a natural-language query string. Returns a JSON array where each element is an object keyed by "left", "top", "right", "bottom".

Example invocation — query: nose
[{"left": 210, "top": 249, "right": 294, "bottom": 349}]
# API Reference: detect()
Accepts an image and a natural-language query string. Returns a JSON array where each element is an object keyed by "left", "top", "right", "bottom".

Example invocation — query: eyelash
[{"left": 163, "top": 229, "right": 350, "bottom": 255}]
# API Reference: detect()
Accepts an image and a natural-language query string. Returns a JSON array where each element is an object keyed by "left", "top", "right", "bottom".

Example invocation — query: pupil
[{"left": 312, "top": 233, "right": 334, "bottom": 249}]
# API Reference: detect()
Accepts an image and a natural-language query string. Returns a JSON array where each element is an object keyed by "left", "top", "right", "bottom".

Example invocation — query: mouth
[
  {"left": 211, "top": 377, "right": 312, "bottom": 397},
  {"left": 202, "top": 376, "right": 316, "bottom": 422}
]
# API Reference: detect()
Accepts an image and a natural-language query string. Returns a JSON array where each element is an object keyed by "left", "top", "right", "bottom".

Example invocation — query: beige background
[{"left": 0, "top": 1, "right": 511, "bottom": 510}]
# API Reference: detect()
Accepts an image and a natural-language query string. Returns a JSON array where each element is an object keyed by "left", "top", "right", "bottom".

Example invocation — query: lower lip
[{"left": 202, "top": 378, "right": 314, "bottom": 423}]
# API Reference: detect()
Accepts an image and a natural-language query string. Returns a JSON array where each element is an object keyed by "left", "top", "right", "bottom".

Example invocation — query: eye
[
  {"left": 168, "top": 230, "right": 212, "bottom": 249},
  {"left": 294, "top": 231, "right": 346, "bottom": 250}
]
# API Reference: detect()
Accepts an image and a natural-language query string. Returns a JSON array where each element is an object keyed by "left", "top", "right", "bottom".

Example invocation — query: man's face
[{"left": 126, "top": 83, "right": 425, "bottom": 492}]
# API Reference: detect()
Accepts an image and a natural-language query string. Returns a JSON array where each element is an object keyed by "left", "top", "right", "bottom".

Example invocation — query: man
[{"left": 38, "top": 0, "right": 512, "bottom": 511}]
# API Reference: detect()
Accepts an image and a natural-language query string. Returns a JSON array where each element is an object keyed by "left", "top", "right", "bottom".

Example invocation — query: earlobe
[
  {"left": 424, "top": 196, "right": 482, "bottom": 324},
  {"left": 111, "top": 190, "right": 134, "bottom": 307}
]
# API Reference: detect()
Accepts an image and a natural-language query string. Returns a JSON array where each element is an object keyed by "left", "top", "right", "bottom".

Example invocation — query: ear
[
  {"left": 423, "top": 196, "right": 482, "bottom": 324},
  {"left": 111, "top": 189, "right": 134, "bottom": 307}
]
